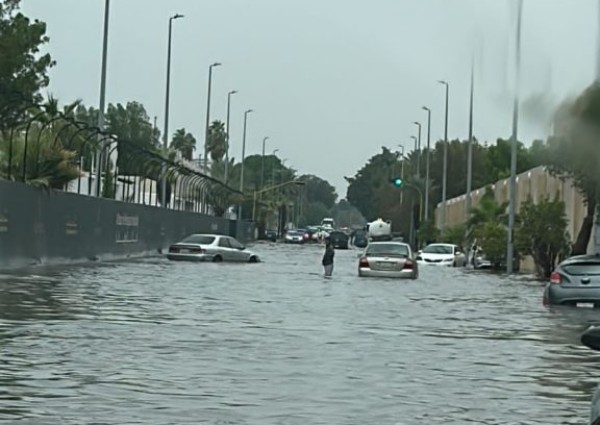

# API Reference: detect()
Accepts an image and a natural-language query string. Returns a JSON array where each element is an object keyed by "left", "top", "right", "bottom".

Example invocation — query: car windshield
[
  {"left": 563, "top": 263, "right": 600, "bottom": 276},
  {"left": 366, "top": 243, "right": 409, "bottom": 257},
  {"left": 288, "top": 231, "right": 303, "bottom": 235},
  {"left": 423, "top": 245, "right": 453, "bottom": 254},
  {"left": 180, "top": 235, "right": 215, "bottom": 245}
]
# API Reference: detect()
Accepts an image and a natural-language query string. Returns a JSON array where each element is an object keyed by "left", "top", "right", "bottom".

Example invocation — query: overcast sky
[{"left": 21, "top": 0, "right": 600, "bottom": 198}]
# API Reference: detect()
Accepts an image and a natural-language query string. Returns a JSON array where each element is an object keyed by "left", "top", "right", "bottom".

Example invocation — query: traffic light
[{"left": 390, "top": 177, "right": 403, "bottom": 187}]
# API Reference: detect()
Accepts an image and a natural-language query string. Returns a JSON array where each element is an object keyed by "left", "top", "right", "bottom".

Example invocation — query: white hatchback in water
[{"left": 416, "top": 243, "right": 466, "bottom": 267}]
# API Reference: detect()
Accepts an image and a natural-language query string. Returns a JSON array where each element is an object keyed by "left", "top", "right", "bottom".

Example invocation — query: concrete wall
[
  {"left": 0, "top": 180, "right": 254, "bottom": 270},
  {"left": 434, "top": 166, "right": 597, "bottom": 272}
]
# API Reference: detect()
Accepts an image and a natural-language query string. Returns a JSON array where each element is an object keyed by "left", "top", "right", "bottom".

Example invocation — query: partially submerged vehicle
[{"left": 167, "top": 234, "right": 260, "bottom": 263}]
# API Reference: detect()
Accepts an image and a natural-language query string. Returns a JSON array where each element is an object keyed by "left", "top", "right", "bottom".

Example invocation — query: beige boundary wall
[{"left": 434, "top": 166, "right": 596, "bottom": 272}]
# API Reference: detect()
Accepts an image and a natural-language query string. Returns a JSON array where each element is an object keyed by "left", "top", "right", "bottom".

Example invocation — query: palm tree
[
  {"left": 207, "top": 120, "right": 226, "bottom": 161},
  {"left": 170, "top": 128, "right": 196, "bottom": 161},
  {"left": 467, "top": 186, "right": 508, "bottom": 238}
]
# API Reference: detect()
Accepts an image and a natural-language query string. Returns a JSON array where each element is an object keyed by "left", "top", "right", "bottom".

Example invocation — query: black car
[
  {"left": 329, "top": 231, "right": 349, "bottom": 249},
  {"left": 544, "top": 254, "right": 600, "bottom": 307},
  {"left": 352, "top": 230, "right": 368, "bottom": 248},
  {"left": 264, "top": 229, "right": 277, "bottom": 242}
]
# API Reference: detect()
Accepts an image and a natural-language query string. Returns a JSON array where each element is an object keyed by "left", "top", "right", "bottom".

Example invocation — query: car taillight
[
  {"left": 191, "top": 247, "right": 204, "bottom": 253},
  {"left": 169, "top": 247, "right": 178, "bottom": 253},
  {"left": 550, "top": 271, "right": 562, "bottom": 285},
  {"left": 359, "top": 257, "right": 369, "bottom": 268},
  {"left": 403, "top": 260, "right": 414, "bottom": 270}
]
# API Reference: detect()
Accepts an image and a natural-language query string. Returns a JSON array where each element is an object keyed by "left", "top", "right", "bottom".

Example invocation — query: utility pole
[
  {"left": 465, "top": 55, "right": 475, "bottom": 223},
  {"left": 422, "top": 106, "right": 432, "bottom": 221},
  {"left": 438, "top": 80, "right": 450, "bottom": 236},
  {"left": 506, "top": 0, "right": 523, "bottom": 274},
  {"left": 95, "top": 0, "right": 110, "bottom": 197}
]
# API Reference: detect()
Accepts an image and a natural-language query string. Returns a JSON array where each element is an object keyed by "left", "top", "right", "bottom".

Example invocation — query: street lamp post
[
  {"left": 94, "top": 0, "right": 111, "bottom": 197},
  {"left": 161, "top": 13, "right": 184, "bottom": 209},
  {"left": 438, "top": 80, "right": 450, "bottom": 235},
  {"left": 507, "top": 0, "right": 523, "bottom": 274},
  {"left": 238, "top": 109, "right": 254, "bottom": 219},
  {"left": 422, "top": 106, "right": 432, "bottom": 221},
  {"left": 270, "top": 148, "right": 279, "bottom": 185},
  {"left": 413, "top": 122, "right": 422, "bottom": 178},
  {"left": 203, "top": 62, "right": 222, "bottom": 175},
  {"left": 224, "top": 89, "right": 237, "bottom": 185},
  {"left": 260, "top": 136, "right": 269, "bottom": 197},
  {"left": 465, "top": 56, "right": 475, "bottom": 223}
]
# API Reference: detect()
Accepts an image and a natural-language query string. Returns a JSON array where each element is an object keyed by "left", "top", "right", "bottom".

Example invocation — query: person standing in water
[{"left": 322, "top": 237, "right": 335, "bottom": 277}]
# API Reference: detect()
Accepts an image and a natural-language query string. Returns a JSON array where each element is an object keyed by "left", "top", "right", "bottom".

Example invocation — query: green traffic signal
[{"left": 391, "top": 178, "right": 403, "bottom": 187}]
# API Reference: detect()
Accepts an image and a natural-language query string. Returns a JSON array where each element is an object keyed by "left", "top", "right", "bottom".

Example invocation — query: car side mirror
[
  {"left": 417, "top": 250, "right": 422, "bottom": 255},
  {"left": 239, "top": 246, "right": 245, "bottom": 250}
]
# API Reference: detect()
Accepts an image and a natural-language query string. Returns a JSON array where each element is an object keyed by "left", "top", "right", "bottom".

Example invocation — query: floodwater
[{"left": 0, "top": 242, "right": 599, "bottom": 424}]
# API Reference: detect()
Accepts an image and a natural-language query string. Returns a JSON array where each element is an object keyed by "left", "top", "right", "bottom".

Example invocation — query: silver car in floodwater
[
  {"left": 167, "top": 234, "right": 260, "bottom": 263},
  {"left": 544, "top": 254, "right": 600, "bottom": 307},
  {"left": 358, "top": 241, "right": 418, "bottom": 279}
]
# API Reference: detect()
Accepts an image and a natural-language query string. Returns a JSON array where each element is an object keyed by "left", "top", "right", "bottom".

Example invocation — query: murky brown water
[{"left": 1, "top": 242, "right": 599, "bottom": 424}]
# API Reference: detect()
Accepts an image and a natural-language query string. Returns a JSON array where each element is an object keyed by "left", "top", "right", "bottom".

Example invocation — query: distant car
[
  {"left": 302, "top": 227, "right": 317, "bottom": 242},
  {"left": 284, "top": 230, "right": 305, "bottom": 244},
  {"left": 543, "top": 254, "right": 600, "bottom": 307},
  {"left": 358, "top": 241, "right": 418, "bottom": 279},
  {"left": 167, "top": 234, "right": 260, "bottom": 263},
  {"left": 264, "top": 229, "right": 277, "bottom": 242},
  {"left": 416, "top": 243, "right": 466, "bottom": 267},
  {"left": 328, "top": 230, "right": 349, "bottom": 249},
  {"left": 353, "top": 230, "right": 368, "bottom": 248}
]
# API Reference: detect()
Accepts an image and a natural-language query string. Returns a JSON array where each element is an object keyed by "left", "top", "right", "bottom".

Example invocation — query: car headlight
[{"left": 416, "top": 256, "right": 422, "bottom": 261}]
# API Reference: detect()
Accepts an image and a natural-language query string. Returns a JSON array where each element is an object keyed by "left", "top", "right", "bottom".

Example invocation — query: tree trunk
[{"left": 572, "top": 199, "right": 596, "bottom": 255}]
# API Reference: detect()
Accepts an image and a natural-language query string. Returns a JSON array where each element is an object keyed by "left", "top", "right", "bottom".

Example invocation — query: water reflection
[{"left": 0, "top": 245, "right": 598, "bottom": 423}]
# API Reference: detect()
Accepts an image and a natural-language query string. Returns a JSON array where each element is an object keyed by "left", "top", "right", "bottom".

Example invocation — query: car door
[
  {"left": 227, "top": 237, "right": 248, "bottom": 262},
  {"left": 217, "top": 237, "right": 234, "bottom": 261}
]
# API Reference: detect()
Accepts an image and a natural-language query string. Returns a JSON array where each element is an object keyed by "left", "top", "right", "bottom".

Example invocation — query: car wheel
[
  {"left": 248, "top": 256, "right": 258, "bottom": 263},
  {"left": 212, "top": 255, "right": 223, "bottom": 263}
]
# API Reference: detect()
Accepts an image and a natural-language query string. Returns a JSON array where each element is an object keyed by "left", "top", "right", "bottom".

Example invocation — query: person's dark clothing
[{"left": 322, "top": 244, "right": 335, "bottom": 266}]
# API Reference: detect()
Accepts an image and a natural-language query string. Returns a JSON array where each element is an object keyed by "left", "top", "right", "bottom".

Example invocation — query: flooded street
[{"left": 1, "top": 243, "right": 600, "bottom": 424}]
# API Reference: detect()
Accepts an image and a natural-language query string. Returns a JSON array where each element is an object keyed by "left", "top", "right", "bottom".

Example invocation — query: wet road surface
[{"left": 1, "top": 242, "right": 600, "bottom": 424}]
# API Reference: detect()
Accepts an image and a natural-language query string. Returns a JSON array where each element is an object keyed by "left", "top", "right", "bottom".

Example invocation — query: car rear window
[
  {"left": 563, "top": 263, "right": 600, "bottom": 275},
  {"left": 181, "top": 235, "right": 215, "bottom": 245},
  {"left": 366, "top": 243, "right": 409, "bottom": 257}
]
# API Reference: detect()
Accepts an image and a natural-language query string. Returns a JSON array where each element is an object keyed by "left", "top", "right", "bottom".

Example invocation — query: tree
[
  {"left": 207, "top": 120, "right": 226, "bottom": 161},
  {"left": 328, "top": 199, "right": 366, "bottom": 228},
  {"left": 300, "top": 201, "right": 330, "bottom": 227},
  {"left": 170, "top": 128, "right": 196, "bottom": 161},
  {"left": 467, "top": 186, "right": 508, "bottom": 238},
  {"left": 0, "top": 0, "right": 55, "bottom": 133},
  {"left": 298, "top": 174, "right": 337, "bottom": 209},
  {"left": 443, "top": 224, "right": 467, "bottom": 248},
  {"left": 546, "top": 82, "right": 600, "bottom": 255},
  {"left": 104, "top": 102, "right": 159, "bottom": 175},
  {"left": 346, "top": 147, "right": 400, "bottom": 220},
  {"left": 515, "top": 196, "right": 570, "bottom": 278},
  {"left": 473, "top": 222, "right": 507, "bottom": 269}
]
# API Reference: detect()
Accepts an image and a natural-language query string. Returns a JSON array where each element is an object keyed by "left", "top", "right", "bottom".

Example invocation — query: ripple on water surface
[{"left": 1, "top": 243, "right": 600, "bottom": 424}]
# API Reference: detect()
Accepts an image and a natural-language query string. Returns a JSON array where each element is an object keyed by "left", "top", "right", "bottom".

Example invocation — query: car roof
[
  {"left": 560, "top": 254, "right": 600, "bottom": 265},
  {"left": 425, "top": 243, "right": 455, "bottom": 247},
  {"left": 368, "top": 241, "right": 410, "bottom": 247}
]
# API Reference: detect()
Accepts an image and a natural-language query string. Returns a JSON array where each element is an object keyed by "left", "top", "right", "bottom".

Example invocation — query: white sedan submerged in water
[
  {"left": 416, "top": 243, "right": 466, "bottom": 267},
  {"left": 167, "top": 234, "right": 260, "bottom": 263}
]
